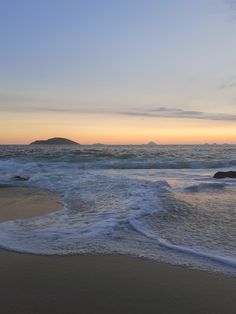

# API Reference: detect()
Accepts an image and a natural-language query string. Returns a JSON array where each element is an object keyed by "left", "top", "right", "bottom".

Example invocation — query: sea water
[{"left": 0, "top": 144, "right": 236, "bottom": 276}]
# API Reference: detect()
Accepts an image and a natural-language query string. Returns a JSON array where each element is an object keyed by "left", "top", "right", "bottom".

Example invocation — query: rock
[
  {"left": 213, "top": 171, "right": 236, "bottom": 179},
  {"left": 30, "top": 137, "right": 79, "bottom": 145},
  {"left": 14, "top": 176, "right": 30, "bottom": 181}
]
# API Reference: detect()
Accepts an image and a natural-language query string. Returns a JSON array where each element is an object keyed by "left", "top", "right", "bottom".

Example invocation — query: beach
[
  {"left": 0, "top": 186, "right": 236, "bottom": 314},
  {"left": 1, "top": 0, "right": 236, "bottom": 311},
  {"left": 0, "top": 186, "right": 62, "bottom": 222}
]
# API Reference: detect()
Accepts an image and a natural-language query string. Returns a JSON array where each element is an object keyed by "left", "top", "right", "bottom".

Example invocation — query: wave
[
  {"left": 1, "top": 159, "right": 236, "bottom": 174},
  {"left": 129, "top": 215, "right": 236, "bottom": 269},
  {"left": 1, "top": 149, "right": 236, "bottom": 276},
  {"left": 0, "top": 180, "right": 168, "bottom": 255},
  {"left": 184, "top": 182, "right": 227, "bottom": 192},
  {"left": 106, "top": 159, "right": 236, "bottom": 169},
  {"left": 127, "top": 181, "right": 236, "bottom": 271},
  {"left": 1, "top": 192, "right": 236, "bottom": 273},
  {"left": 1, "top": 144, "right": 236, "bottom": 169}
]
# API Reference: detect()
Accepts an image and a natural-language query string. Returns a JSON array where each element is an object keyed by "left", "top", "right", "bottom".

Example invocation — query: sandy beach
[
  {"left": 0, "top": 187, "right": 236, "bottom": 314},
  {"left": 0, "top": 186, "right": 62, "bottom": 222}
]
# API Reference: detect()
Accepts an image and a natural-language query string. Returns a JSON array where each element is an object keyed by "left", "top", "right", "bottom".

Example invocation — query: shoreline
[{"left": 0, "top": 186, "right": 236, "bottom": 313}]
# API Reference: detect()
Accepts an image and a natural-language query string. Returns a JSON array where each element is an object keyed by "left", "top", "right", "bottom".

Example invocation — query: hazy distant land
[{"left": 29, "top": 138, "right": 160, "bottom": 146}]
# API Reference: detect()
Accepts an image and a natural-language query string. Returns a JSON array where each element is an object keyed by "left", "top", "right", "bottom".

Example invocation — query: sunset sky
[{"left": 0, "top": 0, "right": 236, "bottom": 144}]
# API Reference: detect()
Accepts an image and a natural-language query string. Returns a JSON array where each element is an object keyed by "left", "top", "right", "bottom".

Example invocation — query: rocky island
[{"left": 30, "top": 137, "right": 80, "bottom": 145}]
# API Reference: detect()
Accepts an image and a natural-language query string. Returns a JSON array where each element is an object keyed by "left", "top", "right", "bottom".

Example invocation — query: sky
[{"left": 0, "top": 0, "right": 236, "bottom": 144}]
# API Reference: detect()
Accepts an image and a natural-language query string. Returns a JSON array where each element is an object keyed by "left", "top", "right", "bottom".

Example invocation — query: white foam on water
[{"left": 129, "top": 214, "right": 236, "bottom": 269}]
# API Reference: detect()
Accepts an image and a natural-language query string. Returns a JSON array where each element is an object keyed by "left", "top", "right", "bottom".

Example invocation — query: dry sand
[{"left": 0, "top": 187, "right": 236, "bottom": 314}]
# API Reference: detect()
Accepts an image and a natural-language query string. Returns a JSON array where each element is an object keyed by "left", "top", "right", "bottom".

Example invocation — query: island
[
  {"left": 30, "top": 137, "right": 80, "bottom": 145},
  {"left": 146, "top": 141, "right": 158, "bottom": 146}
]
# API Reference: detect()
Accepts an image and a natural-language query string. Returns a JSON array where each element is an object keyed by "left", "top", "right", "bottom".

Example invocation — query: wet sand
[
  {"left": 0, "top": 187, "right": 236, "bottom": 314},
  {"left": 0, "top": 187, "right": 62, "bottom": 222}
]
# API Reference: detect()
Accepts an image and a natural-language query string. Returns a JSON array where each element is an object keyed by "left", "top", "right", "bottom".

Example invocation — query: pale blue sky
[{"left": 0, "top": 0, "right": 236, "bottom": 143}]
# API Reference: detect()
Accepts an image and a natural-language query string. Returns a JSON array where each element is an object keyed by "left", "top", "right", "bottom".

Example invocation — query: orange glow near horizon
[{"left": 0, "top": 112, "right": 236, "bottom": 145}]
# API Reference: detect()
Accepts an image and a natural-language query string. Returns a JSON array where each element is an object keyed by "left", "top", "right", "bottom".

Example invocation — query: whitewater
[{"left": 0, "top": 144, "right": 236, "bottom": 276}]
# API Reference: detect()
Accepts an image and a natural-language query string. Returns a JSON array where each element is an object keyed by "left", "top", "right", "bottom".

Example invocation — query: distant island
[
  {"left": 146, "top": 141, "right": 158, "bottom": 146},
  {"left": 30, "top": 137, "right": 80, "bottom": 145}
]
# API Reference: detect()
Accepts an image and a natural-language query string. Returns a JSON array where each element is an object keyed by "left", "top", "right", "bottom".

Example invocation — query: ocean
[{"left": 0, "top": 144, "right": 236, "bottom": 276}]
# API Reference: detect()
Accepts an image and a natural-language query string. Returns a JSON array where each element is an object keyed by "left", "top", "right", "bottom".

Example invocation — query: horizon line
[{"left": 0, "top": 142, "right": 236, "bottom": 146}]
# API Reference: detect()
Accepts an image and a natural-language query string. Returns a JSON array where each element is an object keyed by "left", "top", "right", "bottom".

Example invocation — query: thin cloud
[
  {"left": 119, "top": 107, "right": 236, "bottom": 121},
  {"left": 1, "top": 96, "right": 236, "bottom": 122}
]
